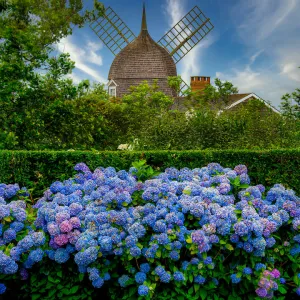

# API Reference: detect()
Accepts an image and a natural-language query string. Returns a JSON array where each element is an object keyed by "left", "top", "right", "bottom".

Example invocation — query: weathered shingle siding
[{"left": 108, "top": 31, "right": 177, "bottom": 98}]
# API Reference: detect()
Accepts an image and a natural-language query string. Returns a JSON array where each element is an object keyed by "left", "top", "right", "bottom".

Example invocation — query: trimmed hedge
[{"left": 0, "top": 149, "right": 299, "bottom": 198}]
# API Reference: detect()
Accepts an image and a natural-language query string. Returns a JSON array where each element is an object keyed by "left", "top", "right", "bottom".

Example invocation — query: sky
[{"left": 55, "top": 0, "right": 300, "bottom": 108}]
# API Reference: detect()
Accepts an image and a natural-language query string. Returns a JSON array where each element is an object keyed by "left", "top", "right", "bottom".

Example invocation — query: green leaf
[
  {"left": 70, "top": 286, "right": 79, "bottom": 294},
  {"left": 165, "top": 244, "right": 172, "bottom": 250},
  {"left": 48, "top": 289, "right": 56, "bottom": 298},
  {"left": 32, "top": 294, "right": 40, "bottom": 300},
  {"left": 225, "top": 244, "right": 234, "bottom": 251},
  {"left": 61, "top": 288, "right": 70, "bottom": 295},
  {"left": 239, "top": 184, "right": 249, "bottom": 189},
  {"left": 189, "top": 274, "right": 193, "bottom": 283},
  {"left": 278, "top": 287, "right": 287, "bottom": 294},
  {"left": 156, "top": 250, "right": 161, "bottom": 258},
  {"left": 199, "top": 289, "right": 207, "bottom": 300},
  {"left": 78, "top": 273, "right": 84, "bottom": 282},
  {"left": 57, "top": 270, "right": 62, "bottom": 278}
]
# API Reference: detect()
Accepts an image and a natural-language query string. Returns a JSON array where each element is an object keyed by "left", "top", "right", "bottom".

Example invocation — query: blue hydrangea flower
[
  {"left": 173, "top": 271, "right": 185, "bottom": 282},
  {"left": 118, "top": 275, "right": 130, "bottom": 287},
  {"left": 54, "top": 249, "right": 69, "bottom": 264},
  {"left": 160, "top": 272, "right": 171, "bottom": 283},
  {"left": 169, "top": 250, "right": 180, "bottom": 261},
  {"left": 243, "top": 267, "right": 252, "bottom": 275},
  {"left": 140, "top": 263, "right": 150, "bottom": 274},
  {"left": 280, "top": 278, "right": 286, "bottom": 284},
  {"left": 138, "top": 285, "right": 149, "bottom": 296},
  {"left": 28, "top": 249, "right": 44, "bottom": 263},
  {"left": 194, "top": 275, "right": 206, "bottom": 284},
  {"left": 3, "top": 228, "right": 17, "bottom": 243},
  {"left": 92, "top": 277, "right": 104, "bottom": 288},
  {"left": 231, "top": 274, "right": 241, "bottom": 284},
  {"left": 255, "top": 263, "right": 266, "bottom": 271},
  {"left": 103, "top": 273, "right": 111, "bottom": 281},
  {"left": 135, "top": 272, "right": 146, "bottom": 284},
  {"left": 204, "top": 256, "right": 213, "bottom": 265},
  {"left": 155, "top": 266, "right": 165, "bottom": 277},
  {"left": 0, "top": 283, "right": 6, "bottom": 294}
]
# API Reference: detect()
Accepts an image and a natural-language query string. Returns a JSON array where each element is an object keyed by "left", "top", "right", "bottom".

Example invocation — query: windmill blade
[
  {"left": 90, "top": 7, "right": 136, "bottom": 56},
  {"left": 157, "top": 6, "right": 214, "bottom": 63},
  {"left": 179, "top": 78, "right": 190, "bottom": 96}
]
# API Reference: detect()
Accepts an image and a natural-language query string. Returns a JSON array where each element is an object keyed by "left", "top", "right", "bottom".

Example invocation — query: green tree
[
  {"left": 280, "top": 67, "right": 300, "bottom": 119},
  {"left": 167, "top": 75, "right": 184, "bottom": 96},
  {"left": 0, "top": 0, "right": 104, "bottom": 149},
  {"left": 186, "top": 78, "right": 239, "bottom": 109},
  {"left": 122, "top": 80, "right": 173, "bottom": 111}
]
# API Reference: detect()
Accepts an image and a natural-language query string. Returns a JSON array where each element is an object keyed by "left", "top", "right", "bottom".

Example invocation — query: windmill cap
[{"left": 141, "top": 2, "right": 148, "bottom": 32}]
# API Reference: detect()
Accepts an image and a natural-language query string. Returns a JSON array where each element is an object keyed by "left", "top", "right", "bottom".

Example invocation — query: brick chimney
[{"left": 190, "top": 76, "right": 210, "bottom": 93}]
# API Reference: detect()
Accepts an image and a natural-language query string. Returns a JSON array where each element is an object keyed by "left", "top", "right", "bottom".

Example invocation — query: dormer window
[
  {"left": 107, "top": 79, "right": 118, "bottom": 97},
  {"left": 109, "top": 86, "right": 116, "bottom": 97}
]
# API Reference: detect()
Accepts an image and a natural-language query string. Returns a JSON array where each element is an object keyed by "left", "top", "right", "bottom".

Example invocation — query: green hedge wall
[{"left": 0, "top": 149, "right": 299, "bottom": 198}]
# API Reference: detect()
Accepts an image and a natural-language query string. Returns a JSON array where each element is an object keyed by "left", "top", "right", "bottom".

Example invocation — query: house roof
[
  {"left": 108, "top": 5, "right": 177, "bottom": 80},
  {"left": 107, "top": 79, "right": 119, "bottom": 87},
  {"left": 170, "top": 93, "right": 281, "bottom": 114},
  {"left": 225, "top": 93, "right": 280, "bottom": 114}
]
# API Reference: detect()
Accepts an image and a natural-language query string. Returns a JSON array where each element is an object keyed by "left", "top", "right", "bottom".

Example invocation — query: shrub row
[
  {"left": 0, "top": 149, "right": 299, "bottom": 198},
  {"left": 0, "top": 162, "right": 299, "bottom": 299}
]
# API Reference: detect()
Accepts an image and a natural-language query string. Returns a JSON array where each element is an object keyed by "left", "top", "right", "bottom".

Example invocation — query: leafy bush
[
  {"left": 0, "top": 149, "right": 300, "bottom": 198},
  {"left": 0, "top": 162, "right": 299, "bottom": 299}
]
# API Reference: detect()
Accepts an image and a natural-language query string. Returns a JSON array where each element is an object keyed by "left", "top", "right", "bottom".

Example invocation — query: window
[{"left": 109, "top": 86, "right": 116, "bottom": 97}]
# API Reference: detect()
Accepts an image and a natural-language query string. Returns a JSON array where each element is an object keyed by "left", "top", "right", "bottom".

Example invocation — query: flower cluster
[
  {"left": 0, "top": 189, "right": 45, "bottom": 292},
  {"left": 0, "top": 162, "right": 299, "bottom": 298},
  {"left": 255, "top": 269, "right": 280, "bottom": 298}
]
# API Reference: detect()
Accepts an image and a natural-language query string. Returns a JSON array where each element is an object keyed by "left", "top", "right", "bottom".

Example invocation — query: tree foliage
[
  {"left": 0, "top": 0, "right": 105, "bottom": 149},
  {"left": 0, "top": 2, "right": 299, "bottom": 151},
  {"left": 280, "top": 67, "right": 300, "bottom": 119},
  {"left": 184, "top": 78, "right": 239, "bottom": 109}
]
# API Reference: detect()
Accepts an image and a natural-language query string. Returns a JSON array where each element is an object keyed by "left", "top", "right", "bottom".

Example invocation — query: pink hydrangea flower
[
  {"left": 54, "top": 234, "right": 69, "bottom": 246},
  {"left": 271, "top": 269, "right": 280, "bottom": 279},
  {"left": 59, "top": 220, "right": 73, "bottom": 233},
  {"left": 69, "top": 217, "right": 81, "bottom": 229}
]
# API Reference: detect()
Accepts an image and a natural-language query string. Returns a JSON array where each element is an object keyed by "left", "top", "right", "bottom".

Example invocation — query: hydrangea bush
[{"left": 0, "top": 162, "right": 299, "bottom": 299}]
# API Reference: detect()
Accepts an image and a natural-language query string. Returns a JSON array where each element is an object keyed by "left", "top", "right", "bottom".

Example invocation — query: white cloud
[
  {"left": 249, "top": 50, "right": 264, "bottom": 65},
  {"left": 232, "top": 0, "right": 298, "bottom": 44},
  {"left": 164, "top": 0, "right": 216, "bottom": 84},
  {"left": 180, "top": 36, "right": 216, "bottom": 84},
  {"left": 215, "top": 58, "right": 300, "bottom": 107},
  {"left": 216, "top": 66, "right": 264, "bottom": 93},
  {"left": 223, "top": 0, "right": 300, "bottom": 107},
  {"left": 56, "top": 36, "right": 106, "bottom": 83},
  {"left": 164, "top": 0, "right": 186, "bottom": 26}
]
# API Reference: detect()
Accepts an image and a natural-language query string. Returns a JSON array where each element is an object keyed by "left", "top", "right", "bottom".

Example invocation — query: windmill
[{"left": 89, "top": 3, "right": 214, "bottom": 98}]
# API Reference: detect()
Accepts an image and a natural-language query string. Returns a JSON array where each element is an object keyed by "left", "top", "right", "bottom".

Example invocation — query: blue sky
[{"left": 55, "top": 0, "right": 300, "bottom": 108}]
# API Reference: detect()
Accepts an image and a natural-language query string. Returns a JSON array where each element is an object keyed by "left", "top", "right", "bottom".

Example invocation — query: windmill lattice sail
[
  {"left": 179, "top": 79, "right": 190, "bottom": 96},
  {"left": 157, "top": 6, "right": 214, "bottom": 63},
  {"left": 90, "top": 7, "right": 136, "bottom": 56}
]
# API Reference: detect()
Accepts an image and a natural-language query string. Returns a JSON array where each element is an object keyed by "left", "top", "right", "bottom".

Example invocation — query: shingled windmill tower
[{"left": 90, "top": 3, "right": 214, "bottom": 98}]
